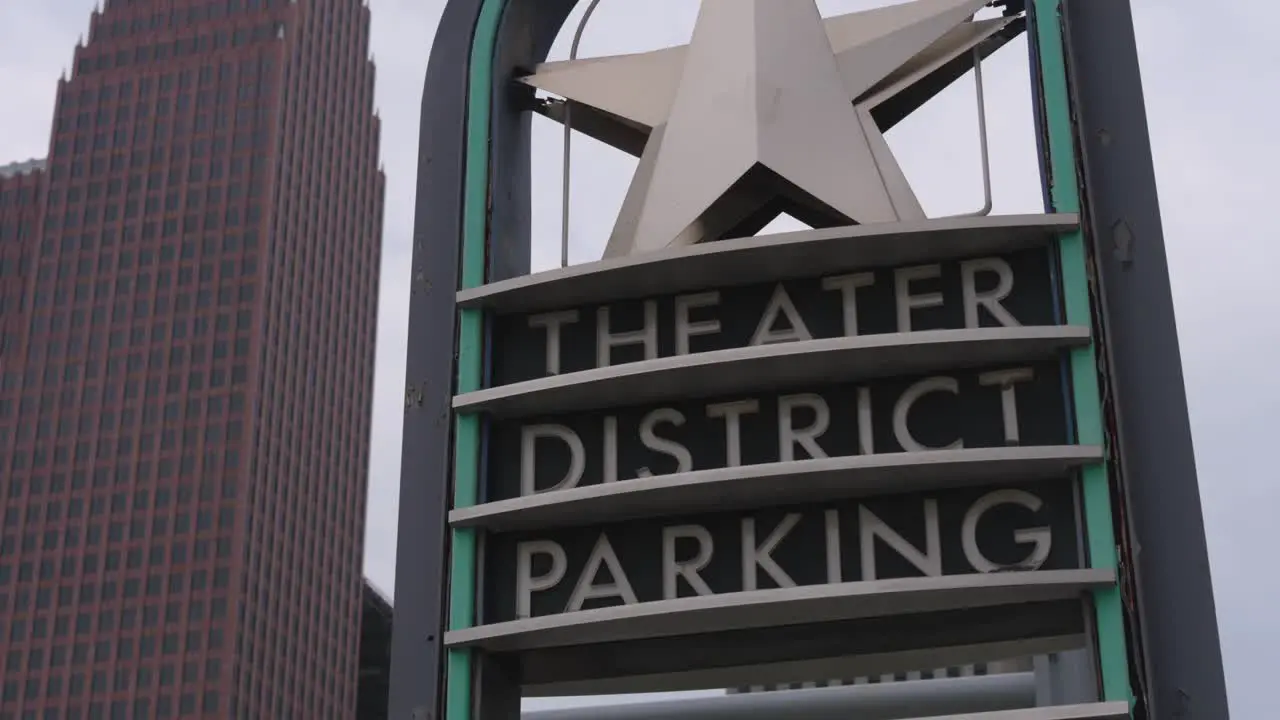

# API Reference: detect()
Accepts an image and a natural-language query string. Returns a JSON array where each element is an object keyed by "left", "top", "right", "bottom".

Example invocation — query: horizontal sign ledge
[
  {"left": 449, "top": 444, "right": 1103, "bottom": 531},
  {"left": 442, "top": 568, "right": 1114, "bottom": 652},
  {"left": 457, "top": 213, "right": 1078, "bottom": 314},
  {"left": 524, "top": 634, "right": 1084, "bottom": 697},
  {"left": 897, "top": 703, "right": 1130, "bottom": 720},
  {"left": 454, "top": 326, "right": 1090, "bottom": 418}
]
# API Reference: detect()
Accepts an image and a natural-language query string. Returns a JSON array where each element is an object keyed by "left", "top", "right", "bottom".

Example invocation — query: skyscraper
[{"left": 0, "top": 1, "right": 384, "bottom": 718}]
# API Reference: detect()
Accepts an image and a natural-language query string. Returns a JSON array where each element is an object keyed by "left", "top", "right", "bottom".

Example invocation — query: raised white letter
[
  {"left": 662, "top": 525, "right": 715, "bottom": 599},
  {"left": 821, "top": 272, "right": 875, "bottom": 336},
  {"left": 859, "top": 501, "right": 941, "bottom": 580},
  {"left": 520, "top": 424, "right": 585, "bottom": 496},
  {"left": 707, "top": 399, "right": 760, "bottom": 467},
  {"left": 602, "top": 415, "right": 619, "bottom": 483},
  {"left": 516, "top": 540, "right": 567, "bottom": 618},
  {"left": 893, "top": 377, "right": 962, "bottom": 452},
  {"left": 894, "top": 264, "right": 943, "bottom": 332},
  {"left": 778, "top": 394, "right": 830, "bottom": 461},
  {"left": 825, "top": 509, "right": 843, "bottom": 584},
  {"left": 978, "top": 368, "right": 1035, "bottom": 445},
  {"left": 566, "top": 534, "right": 639, "bottom": 611},
  {"left": 637, "top": 408, "right": 692, "bottom": 476},
  {"left": 961, "top": 258, "right": 1020, "bottom": 328},
  {"left": 742, "top": 514, "right": 801, "bottom": 590},
  {"left": 750, "top": 285, "right": 813, "bottom": 345},
  {"left": 528, "top": 310, "right": 580, "bottom": 375},
  {"left": 962, "top": 489, "right": 1051, "bottom": 573},
  {"left": 597, "top": 301, "right": 657, "bottom": 368},
  {"left": 674, "top": 291, "right": 721, "bottom": 355},
  {"left": 857, "top": 386, "right": 874, "bottom": 455}
]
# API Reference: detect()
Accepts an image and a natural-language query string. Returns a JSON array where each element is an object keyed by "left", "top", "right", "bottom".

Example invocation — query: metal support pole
[{"left": 1061, "top": 1, "right": 1230, "bottom": 717}]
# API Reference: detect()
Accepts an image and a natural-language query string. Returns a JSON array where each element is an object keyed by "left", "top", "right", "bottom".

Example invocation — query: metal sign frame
[{"left": 391, "top": 1, "right": 1230, "bottom": 719}]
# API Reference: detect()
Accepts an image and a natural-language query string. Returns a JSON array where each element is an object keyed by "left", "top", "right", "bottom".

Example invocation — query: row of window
[
  {"left": 3, "top": 351, "right": 250, "bottom": 397},
  {"left": 45, "top": 157, "right": 266, "bottom": 208},
  {"left": 3, "top": 592, "right": 229, "bottom": 636},
  {"left": 0, "top": 221, "right": 36, "bottom": 243},
  {"left": 46, "top": 157, "right": 265, "bottom": 199},
  {"left": 2, "top": 461, "right": 237, "bottom": 506},
  {"left": 26, "top": 270, "right": 256, "bottom": 313},
  {"left": 0, "top": 536, "right": 233, "bottom": 599},
  {"left": 2, "top": 567, "right": 233, "bottom": 615},
  {"left": 4, "top": 356, "right": 249, "bottom": 402},
  {"left": 3, "top": 658, "right": 222, "bottom": 699},
  {"left": 76, "top": 22, "right": 284, "bottom": 79},
  {"left": 0, "top": 186, "right": 40, "bottom": 207},
  {"left": 63, "top": 52, "right": 272, "bottom": 107},
  {"left": 3, "top": 361, "right": 250, "bottom": 404},
  {"left": 56, "top": 93, "right": 268, "bottom": 157},
  {"left": 28, "top": 283, "right": 254, "bottom": 321},
  {"left": 6, "top": 426, "right": 245, "bottom": 465},
  {"left": 5, "top": 436, "right": 243, "bottom": 471},
  {"left": 6, "top": 433, "right": 244, "bottom": 468},
  {"left": 7, "top": 352, "right": 249, "bottom": 399},
  {"left": 58, "top": 66, "right": 274, "bottom": 149},
  {"left": 23, "top": 270, "right": 258, "bottom": 321},
  {"left": 0, "top": 507, "right": 238, "bottom": 556},
  {"left": 46, "top": 201, "right": 264, "bottom": 235},
  {"left": 43, "top": 230, "right": 259, "bottom": 262},
  {"left": 3, "top": 353, "right": 250, "bottom": 401},
  {"left": 42, "top": 157, "right": 264, "bottom": 208},
  {"left": 1, "top": 398, "right": 249, "bottom": 449},
  {"left": 0, "top": 460, "right": 236, "bottom": 496},
  {"left": 7, "top": 637, "right": 225, "bottom": 682},
  {"left": 51, "top": 121, "right": 271, "bottom": 168},
  {"left": 1, "top": 525, "right": 232, "bottom": 568},
  {"left": 49, "top": 183, "right": 262, "bottom": 224},
  {"left": 101, "top": 0, "right": 281, "bottom": 33},
  {"left": 0, "top": 688, "right": 220, "bottom": 719}
]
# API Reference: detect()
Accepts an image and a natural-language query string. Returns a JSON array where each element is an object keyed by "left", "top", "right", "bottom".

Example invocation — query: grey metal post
[
  {"left": 390, "top": 0, "right": 485, "bottom": 717},
  {"left": 1035, "top": 651, "right": 1097, "bottom": 707},
  {"left": 1061, "top": 1, "right": 1231, "bottom": 717}
]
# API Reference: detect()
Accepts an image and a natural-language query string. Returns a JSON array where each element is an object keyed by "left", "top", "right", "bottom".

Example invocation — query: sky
[{"left": 1, "top": 0, "right": 1276, "bottom": 716}]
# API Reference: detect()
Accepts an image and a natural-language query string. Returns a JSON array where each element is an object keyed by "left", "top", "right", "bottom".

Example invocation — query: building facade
[{"left": 0, "top": 1, "right": 383, "bottom": 718}]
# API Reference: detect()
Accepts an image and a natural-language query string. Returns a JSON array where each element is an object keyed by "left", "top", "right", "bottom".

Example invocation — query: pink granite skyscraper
[{"left": 0, "top": 1, "right": 384, "bottom": 717}]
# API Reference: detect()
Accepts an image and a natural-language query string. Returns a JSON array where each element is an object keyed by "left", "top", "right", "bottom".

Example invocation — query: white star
[{"left": 522, "top": 0, "right": 1018, "bottom": 257}]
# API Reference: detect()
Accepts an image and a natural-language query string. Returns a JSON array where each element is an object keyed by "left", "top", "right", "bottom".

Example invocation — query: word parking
[{"left": 484, "top": 481, "right": 1080, "bottom": 621}]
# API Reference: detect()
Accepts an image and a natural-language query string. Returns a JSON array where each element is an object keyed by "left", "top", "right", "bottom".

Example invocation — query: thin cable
[
  {"left": 955, "top": 46, "right": 994, "bottom": 217},
  {"left": 561, "top": 0, "right": 606, "bottom": 268}
]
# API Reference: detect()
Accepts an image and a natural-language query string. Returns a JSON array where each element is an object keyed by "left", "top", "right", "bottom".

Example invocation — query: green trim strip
[
  {"left": 447, "top": 0, "right": 506, "bottom": 718},
  {"left": 1032, "top": 0, "right": 1133, "bottom": 708}
]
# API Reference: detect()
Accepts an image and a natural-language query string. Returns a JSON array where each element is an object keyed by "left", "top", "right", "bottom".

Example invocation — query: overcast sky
[{"left": 2, "top": 0, "right": 1276, "bottom": 716}]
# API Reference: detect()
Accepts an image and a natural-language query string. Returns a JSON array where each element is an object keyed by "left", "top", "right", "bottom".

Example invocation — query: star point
[{"left": 522, "top": 0, "right": 1023, "bottom": 258}]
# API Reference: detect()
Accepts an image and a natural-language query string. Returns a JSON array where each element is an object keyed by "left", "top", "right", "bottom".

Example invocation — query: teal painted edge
[
  {"left": 447, "top": 0, "right": 505, "bottom": 717},
  {"left": 1032, "top": 0, "right": 1133, "bottom": 708}
]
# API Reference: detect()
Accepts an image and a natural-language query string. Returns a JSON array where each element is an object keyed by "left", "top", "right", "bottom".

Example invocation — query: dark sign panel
[
  {"left": 483, "top": 480, "right": 1079, "bottom": 623},
  {"left": 492, "top": 248, "right": 1056, "bottom": 385},
  {"left": 485, "top": 359, "right": 1068, "bottom": 503},
  {"left": 461, "top": 238, "right": 1088, "bottom": 683}
]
